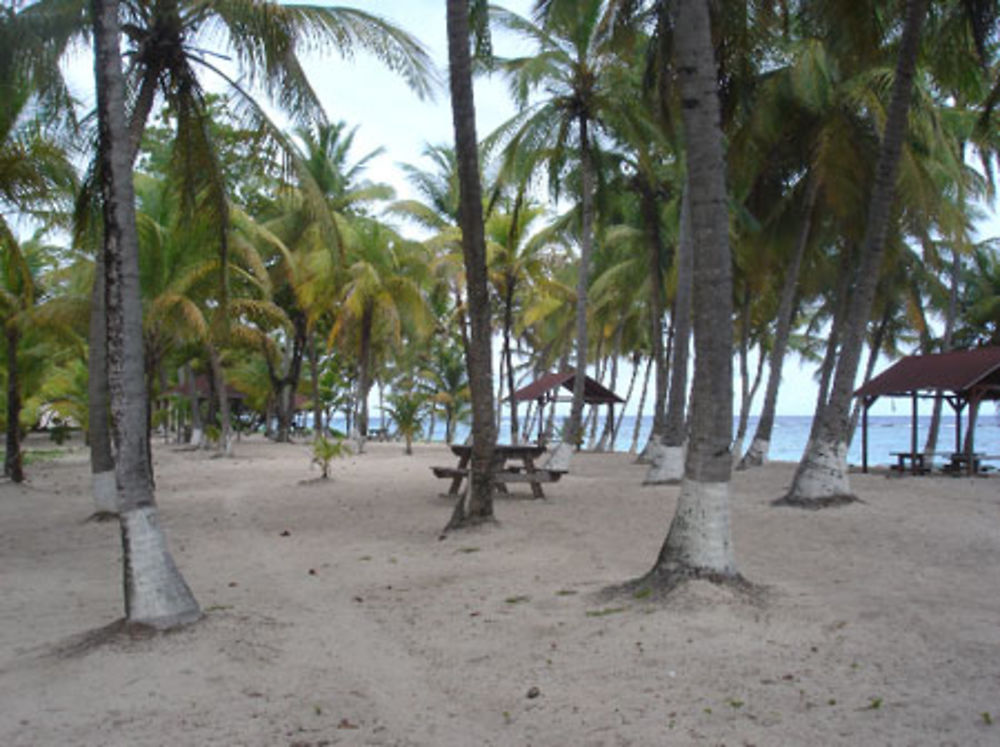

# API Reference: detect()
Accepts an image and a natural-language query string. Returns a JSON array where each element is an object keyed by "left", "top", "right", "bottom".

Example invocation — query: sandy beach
[{"left": 1, "top": 434, "right": 999, "bottom": 746}]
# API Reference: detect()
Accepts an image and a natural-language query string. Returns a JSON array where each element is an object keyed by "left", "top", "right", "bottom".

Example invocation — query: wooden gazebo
[
  {"left": 510, "top": 370, "right": 625, "bottom": 443},
  {"left": 853, "top": 347, "right": 1000, "bottom": 473}
]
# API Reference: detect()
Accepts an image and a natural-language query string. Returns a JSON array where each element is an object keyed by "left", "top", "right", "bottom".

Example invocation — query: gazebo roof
[
  {"left": 510, "top": 370, "right": 624, "bottom": 404},
  {"left": 854, "top": 347, "right": 1000, "bottom": 400}
]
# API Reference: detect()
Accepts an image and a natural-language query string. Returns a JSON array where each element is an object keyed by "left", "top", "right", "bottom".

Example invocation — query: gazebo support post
[
  {"left": 862, "top": 396, "right": 874, "bottom": 473},
  {"left": 966, "top": 390, "right": 983, "bottom": 476},
  {"left": 910, "top": 391, "right": 919, "bottom": 474}
]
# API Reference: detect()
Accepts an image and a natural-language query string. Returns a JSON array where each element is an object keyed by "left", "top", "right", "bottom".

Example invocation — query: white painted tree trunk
[
  {"left": 784, "top": 436, "right": 852, "bottom": 503},
  {"left": 543, "top": 441, "right": 573, "bottom": 472},
  {"left": 741, "top": 437, "right": 769, "bottom": 468},
  {"left": 643, "top": 443, "right": 685, "bottom": 485},
  {"left": 121, "top": 506, "right": 200, "bottom": 629},
  {"left": 656, "top": 479, "right": 736, "bottom": 576},
  {"left": 91, "top": 470, "right": 118, "bottom": 514}
]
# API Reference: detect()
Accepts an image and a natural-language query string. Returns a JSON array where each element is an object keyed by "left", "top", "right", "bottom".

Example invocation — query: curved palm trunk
[
  {"left": 645, "top": 188, "right": 692, "bottom": 483},
  {"left": 780, "top": 0, "right": 928, "bottom": 508},
  {"left": 4, "top": 325, "right": 23, "bottom": 483},
  {"left": 444, "top": 0, "right": 497, "bottom": 532},
  {"left": 356, "top": 305, "right": 374, "bottom": 440},
  {"left": 630, "top": 355, "right": 653, "bottom": 455},
  {"left": 646, "top": 0, "right": 738, "bottom": 587},
  {"left": 740, "top": 178, "right": 816, "bottom": 469},
  {"left": 92, "top": 0, "right": 199, "bottom": 629},
  {"left": 642, "top": 182, "right": 669, "bottom": 441},
  {"left": 503, "top": 276, "right": 519, "bottom": 442},
  {"left": 566, "top": 112, "right": 596, "bottom": 453}
]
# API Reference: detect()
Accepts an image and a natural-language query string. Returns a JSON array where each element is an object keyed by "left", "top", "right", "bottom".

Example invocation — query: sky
[{"left": 59, "top": 0, "right": 1000, "bottom": 417}]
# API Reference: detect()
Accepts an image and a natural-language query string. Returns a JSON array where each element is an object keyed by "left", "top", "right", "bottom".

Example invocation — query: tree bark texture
[
  {"left": 92, "top": 0, "right": 199, "bottom": 628},
  {"left": 781, "top": 0, "right": 928, "bottom": 508},
  {"left": 444, "top": 0, "right": 497, "bottom": 531},
  {"left": 88, "top": 251, "right": 117, "bottom": 509},
  {"left": 4, "top": 325, "right": 23, "bottom": 483},
  {"left": 649, "top": 0, "right": 738, "bottom": 584}
]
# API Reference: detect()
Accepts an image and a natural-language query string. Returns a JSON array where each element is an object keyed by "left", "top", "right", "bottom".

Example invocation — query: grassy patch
[
  {"left": 555, "top": 589, "right": 578, "bottom": 596},
  {"left": 585, "top": 606, "right": 627, "bottom": 618},
  {"left": 456, "top": 547, "right": 480, "bottom": 554},
  {"left": 505, "top": 595, "right": 530, "bottom": 605},
  {"left": 632, "top": 587, "right": 652, "bottom": 600},
  {"left": 23, "top": 449, "right": 67, "bottom": 465}
]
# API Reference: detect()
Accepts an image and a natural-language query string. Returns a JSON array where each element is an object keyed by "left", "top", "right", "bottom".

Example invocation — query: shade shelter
[
  {"left": 510, "top": 370, "right": 625, "bottom": 443},
  {"left": 853, "top": 347, "right": 1000, "bottom": 473}
]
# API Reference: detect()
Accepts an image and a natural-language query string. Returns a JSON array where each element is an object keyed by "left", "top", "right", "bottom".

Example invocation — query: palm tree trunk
[
  {"left": 503, "top": 276, "right": 519, "bottom": 443},
  {"left": 644, "top": 187, "right": 691, "bottom": 482},
  {"left": 924, "top": 248, "right": 960, "bottom": 457},
  {"left": 641, "top": 180, "right": 668, "bottom": 440},
  {"left": 630, "top": 355, "right": 653, "bottom": 455},
  {"left": 567, "top": 112, "right": 595, "bottom": 450},
  {"left": 647, "top": 0, "right": 738, "bottom": 587},
  {"left": 92, "top": 0, "right": 199, "bottom": 629},
  {"left": 88, "top": 235, "right": 117, "bottom": 510},
  {"left": 781, "top": 0, "right": 928, "bottom": 507},
  {"left": 847, "top": 311, "right": 889, "bottom": 445},
  {"left": 184, "top": 362, "right": 203, "bottom": 446},
  {"left": 308, "top": 333, "right": 323, "bottom": 438},
  {"left": 444, "top": 0, "right": 497, "bottom": 532},
  {"left": 613, "top": 352, "right": 640, "bottom": 445},
  {"left": 740, "top": 177, "right": 817, "bottom": 469},
  {"left": 4, "top": 325, "right": 23, "bottom": 483},
  {"left": 357, "top": 306, "right": 374, "bottom": 440},
  {"left": 208, "top": 343, "right": 232, "bottom": 456}
]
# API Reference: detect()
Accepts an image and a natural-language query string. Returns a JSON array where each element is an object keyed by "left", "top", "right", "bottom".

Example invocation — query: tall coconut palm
[
  {"left": 23, "top": 0, "right": 432, "bottom": 501},
  {"left": 91, "top": 0, "right": 199, "bottom": 629},
  {"left": 327, "top": 218, "right": 432, "bottom": 440},
  {"left": 779, "top": 0, "right": 929, "bottom": 507},
  {"left": 0, "top": 53, "right": 76, "bottom": 483},
  {"left": 443, "top": 0, "right": 498, "bottom": 531},
  {"left": 490, "top": 0, "right": 627, "bottom": 453},
  {"left": 643, "top": 0, "right": 740, "bottom": 589}
]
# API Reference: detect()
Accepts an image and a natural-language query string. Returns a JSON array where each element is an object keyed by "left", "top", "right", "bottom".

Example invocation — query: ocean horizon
[{"left": 342, "top": 410, "right": 1000, "bottom": 467}]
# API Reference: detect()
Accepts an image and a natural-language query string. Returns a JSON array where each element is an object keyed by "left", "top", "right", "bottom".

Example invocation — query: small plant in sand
[
  {"left": 385, "top": 390, "right": 426, "bottom": 455},
  {"left": 312, "top": 435, "right": 351, "bottom": 478}
]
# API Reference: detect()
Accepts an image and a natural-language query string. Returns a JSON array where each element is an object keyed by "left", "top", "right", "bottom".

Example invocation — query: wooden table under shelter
[{"left": 432, "top": 444, "right": 564, "bottom": 499}]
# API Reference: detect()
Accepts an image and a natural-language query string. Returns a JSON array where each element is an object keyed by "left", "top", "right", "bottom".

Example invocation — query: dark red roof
[
  {"left": 510, "top": 370, "right": 624, "bottom": 404},
  {"left": 854, "top": 347, "right": 1000, "bottom": 399}
]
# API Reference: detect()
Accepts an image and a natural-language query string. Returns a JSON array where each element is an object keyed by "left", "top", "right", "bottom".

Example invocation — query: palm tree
[
  {"left": 643, "top": 0, "right": 740, "bottom": 590},
  {"left": 484, "top": 192, "right": 547, "bottom": 442},
  {"left": 779, "top": 0, "right": 930, "bottom": 507},
  {"left": 91, "top": 0, "right": 199, "bottom": 629},
  {"left": 0, "top": 47, "right": 76, "bottom": 483},
  {"left": 21, "top": 0, "right": 432, "bottom": 497},
  {"left": 385, "top": 390, "right": 426, "bottom": 455},
  {"left": 490, "top": 0, "right": 626, "bottom": 452},
  {"left": 327, "top": 218, "right": 432, "bottom": 440},
  {"left": 443, "top": 0, "right": 498, "bottom": 531}
]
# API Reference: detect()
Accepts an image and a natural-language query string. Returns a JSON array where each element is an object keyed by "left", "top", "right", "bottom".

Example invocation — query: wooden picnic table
[
  {"left": 890, "top": 451, "right": 929, "bottom": 475},
  {"left": 431, "top": 443, "right": 563, "bottom": 499}
]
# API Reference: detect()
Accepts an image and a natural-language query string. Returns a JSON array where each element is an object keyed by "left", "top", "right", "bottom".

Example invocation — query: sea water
[{"left": 356, "top": 410, "right": 1000, "bottom": 467}]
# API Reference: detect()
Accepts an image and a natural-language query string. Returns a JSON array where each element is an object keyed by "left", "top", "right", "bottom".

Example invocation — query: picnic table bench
[{"left": 431, "top": 444, "right": 564, "bottom": 499}]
